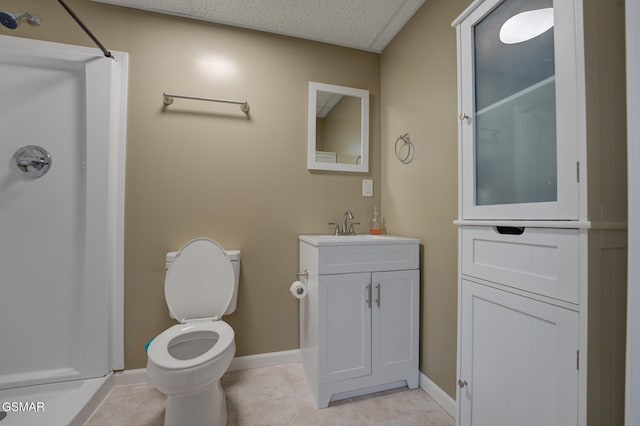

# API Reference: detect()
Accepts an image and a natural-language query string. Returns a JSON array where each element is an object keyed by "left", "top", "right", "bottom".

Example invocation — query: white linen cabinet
[{"left": 452, "top": 0, "right": 627, "bottom": 424}]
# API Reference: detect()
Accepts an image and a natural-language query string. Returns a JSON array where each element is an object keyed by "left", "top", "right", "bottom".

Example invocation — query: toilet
[{"left": 146, "top": 238, "right": 241, "bottom": 426}]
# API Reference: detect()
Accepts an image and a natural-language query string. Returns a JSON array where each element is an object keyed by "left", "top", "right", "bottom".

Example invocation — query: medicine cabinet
[{"left": 307, "top": 82, "right": 369, "bottom": 173}]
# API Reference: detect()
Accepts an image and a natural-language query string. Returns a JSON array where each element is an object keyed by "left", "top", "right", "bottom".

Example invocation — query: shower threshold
[{"left": 0, "top": 374, "right": 112, "bottom": 425}]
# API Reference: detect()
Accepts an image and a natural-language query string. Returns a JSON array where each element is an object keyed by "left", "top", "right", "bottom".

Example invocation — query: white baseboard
[
  {"left": 113, "top": 368, "right": 149, "bottom": 386},
  {"left": 111, "top": 349, "right": 302, "bottom": 387},
  {"left": 228, "top": 349, "right": 300, "bottom": 372},
  {"left": 419, "top": 372, "right": 457, "bottom": 419}
]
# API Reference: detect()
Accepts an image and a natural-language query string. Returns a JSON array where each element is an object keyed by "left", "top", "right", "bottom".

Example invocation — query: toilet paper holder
[{"left": 296, "top": 269, "right": 309, "bottom": 280}]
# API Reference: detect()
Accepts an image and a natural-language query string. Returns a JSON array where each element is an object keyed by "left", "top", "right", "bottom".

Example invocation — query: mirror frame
[{"left": 307, "top": 82, "right": 369, "bottom": 173}]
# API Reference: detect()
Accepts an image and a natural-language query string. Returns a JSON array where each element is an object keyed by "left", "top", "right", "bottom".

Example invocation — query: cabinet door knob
[
  {"left": 459, "top": 112, "right": 469, "bottom": 121},
  {"left": 375, "top": 283, "right": 381, "bottom": 308},
  {"left": 366, "top": 283, "right": 372, "bottom": 308},
  {"left": 457, "top": 379, "right": 468, "bottom": 388}
]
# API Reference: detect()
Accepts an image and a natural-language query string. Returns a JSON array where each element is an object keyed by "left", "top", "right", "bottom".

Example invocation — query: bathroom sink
[{"left": 298, "top": 234, "right": 419, "bottom": 246}]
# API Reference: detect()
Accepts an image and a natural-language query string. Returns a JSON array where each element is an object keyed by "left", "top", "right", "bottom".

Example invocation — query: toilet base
[{"left": 164, "top": 380, "right": 227, "bottom": 426}]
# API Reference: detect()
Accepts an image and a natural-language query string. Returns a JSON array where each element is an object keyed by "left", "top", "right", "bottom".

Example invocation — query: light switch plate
[{"left": 362, "top": 179, "right": 373, "bottom": 197}]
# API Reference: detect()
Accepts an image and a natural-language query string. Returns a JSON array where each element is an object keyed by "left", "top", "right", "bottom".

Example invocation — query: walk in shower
[{"left": 0, "top": 34, "right": 127, "bottom": 425}]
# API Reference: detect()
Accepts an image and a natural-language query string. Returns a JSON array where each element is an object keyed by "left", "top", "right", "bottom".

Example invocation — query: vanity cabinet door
[
  {"left": 457, "top": 0, "right": 581, "bottom": 220},
  {"left": 318, "top": 272, "right": 371, "bottom": 383},
  {"left": 457, "top": 279, "right": 578, "bottom": 426},
  {"left": 371, "top": 270, "right": 419, "bottom": 376}
]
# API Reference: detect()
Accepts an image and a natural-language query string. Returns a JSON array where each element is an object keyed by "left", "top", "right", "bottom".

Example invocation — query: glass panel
[
  {"left": 315, "top": 92, "right": 362, "bottom": 165},
  {"left": 474, "top": 0, "right": 557, "bottom": 206}
]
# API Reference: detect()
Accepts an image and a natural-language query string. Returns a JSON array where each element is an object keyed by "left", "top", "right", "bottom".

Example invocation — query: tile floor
[{"left": 85, "top": 363, "right": 455, "bottom": 426}]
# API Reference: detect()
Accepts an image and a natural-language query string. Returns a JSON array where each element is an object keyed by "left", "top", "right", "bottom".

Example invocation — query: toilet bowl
[{"left": 146, "top": 238, "right": 241, "bottom": 426}]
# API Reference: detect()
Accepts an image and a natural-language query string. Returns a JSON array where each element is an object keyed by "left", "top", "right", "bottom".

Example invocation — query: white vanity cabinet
[
  {"left": 453, "top": 0, "right": 627, "bottom": 424},
  {"left": 298, "top": 235, "right": 420, "bottom": 408}
]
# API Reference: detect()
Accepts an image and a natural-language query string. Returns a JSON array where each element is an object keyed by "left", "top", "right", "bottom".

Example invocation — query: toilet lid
[{"left": 165, "top": 238, "right": 235, "bottom": 322}]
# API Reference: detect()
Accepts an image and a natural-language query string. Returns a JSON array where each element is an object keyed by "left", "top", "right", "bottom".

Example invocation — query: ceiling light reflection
[{"left": 499, "top": 8, "right": 554, "bottom": 44}]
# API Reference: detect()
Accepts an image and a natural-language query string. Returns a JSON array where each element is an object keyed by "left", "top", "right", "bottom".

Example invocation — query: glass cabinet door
[{"left": 458, "top": 0, "right": 580, "bottom": 220}]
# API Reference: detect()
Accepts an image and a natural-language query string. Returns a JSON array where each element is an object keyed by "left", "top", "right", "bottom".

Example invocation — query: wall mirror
[{"left": 307, "top": 82, "right": 369, "bottom": 173}]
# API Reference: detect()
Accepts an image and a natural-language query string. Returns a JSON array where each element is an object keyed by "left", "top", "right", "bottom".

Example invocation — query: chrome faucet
[
  {"left": 328, "top": 210, "right": 359, "bottom": 235},
  {"left": 341, "top": 210, "right": 354, "bottom": 235}
]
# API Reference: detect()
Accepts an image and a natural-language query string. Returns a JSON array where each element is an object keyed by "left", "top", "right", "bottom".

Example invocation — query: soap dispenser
[{"left": 370, "top": 206, "right": 382, "bottom": 235}]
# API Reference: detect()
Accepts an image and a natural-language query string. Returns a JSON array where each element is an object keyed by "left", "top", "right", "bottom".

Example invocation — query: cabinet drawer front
[
  {"left": 461, "top": 226, "right": 579, "bottom": 303},
  {"left": 318, "top": 244, "right": 418, "bottom": 274}
]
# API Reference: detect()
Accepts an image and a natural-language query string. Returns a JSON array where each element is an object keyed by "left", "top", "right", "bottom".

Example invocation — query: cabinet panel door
[
  {"left": 459, "top": 0, "right": 580, "bottom": 219},
  {"left": 319, "top": 272, "right": 371, "bottom": 383},
  {"left": 372, "top": 270, "right": 419, "bottom": 374},
  {"left": 458, "top": 279, "right": 578, "bottom": 426}
]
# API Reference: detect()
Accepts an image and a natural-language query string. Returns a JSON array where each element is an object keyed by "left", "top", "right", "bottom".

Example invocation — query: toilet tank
[{"left": 165, "top": 248, "right": 241, "bottom": 316}]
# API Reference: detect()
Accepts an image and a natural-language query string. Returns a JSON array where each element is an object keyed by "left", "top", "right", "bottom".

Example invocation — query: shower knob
[{"left": 13, "top": 145, "right": 52, "bottom": 178}]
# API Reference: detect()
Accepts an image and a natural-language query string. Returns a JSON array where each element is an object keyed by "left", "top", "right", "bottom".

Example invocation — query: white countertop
[{"left": 298, "top": 234, "right": 420, "bottom": 246}]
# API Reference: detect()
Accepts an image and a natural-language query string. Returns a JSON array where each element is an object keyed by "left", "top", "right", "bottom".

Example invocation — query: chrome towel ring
[{"left": 395, "top": 133, "right": 415, "bottom": 164}]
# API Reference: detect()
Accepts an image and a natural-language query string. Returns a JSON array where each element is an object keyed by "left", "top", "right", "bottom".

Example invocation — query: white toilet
[{"left": 146, "top": 238, "right": 241, "bottom": 426}]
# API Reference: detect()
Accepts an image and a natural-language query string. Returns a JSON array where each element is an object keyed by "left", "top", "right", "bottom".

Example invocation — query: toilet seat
[
  {"left": 165, "top": 238, "right": 235, "bottom": 323},
  {"left": 147, "top": 320, "right": 234, "bottom": 370}
]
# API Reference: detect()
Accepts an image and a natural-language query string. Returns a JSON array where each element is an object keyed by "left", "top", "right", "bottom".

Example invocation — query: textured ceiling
[{"left": 92, "top": 0, "right": 425, "bottom": 52}]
